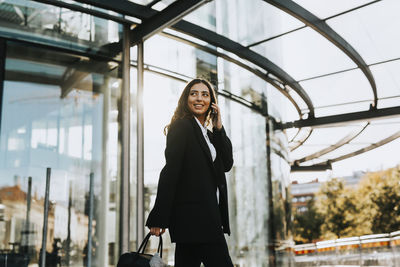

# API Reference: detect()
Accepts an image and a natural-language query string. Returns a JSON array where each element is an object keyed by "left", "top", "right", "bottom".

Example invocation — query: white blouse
[
  {"left": 194, "top": 117, "right": 216, "bottom": 162},
  {"left": 194, "top": 117, "right": 220, "bottom": 203}
]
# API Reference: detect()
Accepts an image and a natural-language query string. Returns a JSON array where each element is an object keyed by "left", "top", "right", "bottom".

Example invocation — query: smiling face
[{"left": 187, "top": 82, "right": 211, "bottom": 122}]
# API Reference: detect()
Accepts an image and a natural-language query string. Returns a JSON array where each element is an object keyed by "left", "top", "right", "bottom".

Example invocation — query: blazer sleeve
[
  {"left": 212, "top": 126, "right": 233, "bottom": 172},
  {"left": 146, "top": 119, "right": 190, "bottom": 228}
]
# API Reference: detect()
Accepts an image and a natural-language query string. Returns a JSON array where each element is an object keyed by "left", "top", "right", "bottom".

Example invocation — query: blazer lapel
[{"left": 190, "top": 117, "right": 213, "bottom": 165}]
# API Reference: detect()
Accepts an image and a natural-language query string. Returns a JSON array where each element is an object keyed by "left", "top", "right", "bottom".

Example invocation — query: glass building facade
[{"left": 0, "top": 1, "right": 294, "bottom": 266}]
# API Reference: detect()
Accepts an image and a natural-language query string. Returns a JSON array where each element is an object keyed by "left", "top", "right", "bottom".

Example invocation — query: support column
[
  {"left": 136, "top": 41, "right": 145, "bottom": 248},
  {"left": 119, "top": 24, "right": 131, "bottom": 255},
  {"left": 265, "top": 102, "right": 276, "bottom": 267}
]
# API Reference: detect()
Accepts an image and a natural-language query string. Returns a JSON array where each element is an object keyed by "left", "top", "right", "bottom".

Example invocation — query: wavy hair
[{"left": 164, "top": 78, "right": 217, "bottom": 135}]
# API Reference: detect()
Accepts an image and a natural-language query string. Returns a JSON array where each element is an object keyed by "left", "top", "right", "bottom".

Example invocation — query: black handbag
[{"left": 117, "top": 233, "right": 163, "bottom": 267}]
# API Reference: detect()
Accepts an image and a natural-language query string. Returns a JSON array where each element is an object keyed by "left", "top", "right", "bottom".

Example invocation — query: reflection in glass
[
  {"left": 0, "top": 0, "right": 120, "bottom": 56},
  {"left": 0, "top": 41, "right": 121, "bottom": 266}
]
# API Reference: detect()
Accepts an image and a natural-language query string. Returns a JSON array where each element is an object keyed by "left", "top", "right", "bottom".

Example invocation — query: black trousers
[{"left": 174, "top": 238, "right": 233, "bottom": 267}]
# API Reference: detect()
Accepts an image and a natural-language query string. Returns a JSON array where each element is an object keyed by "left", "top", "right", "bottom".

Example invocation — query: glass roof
[
  {"left": 292, "top": 0, "right": 375, "bottom": 19},
  {"left": 251, "top": 27, "right": 356, "bottom": 81},
  {"left": 370, "top": 60, "right": 400, "bottom": 99},
  {"left": 326, "top": 0, "right": 400, "bottom": 65},
  {"left": 52, "top": 0, "right": 400, "bottom": 176}
]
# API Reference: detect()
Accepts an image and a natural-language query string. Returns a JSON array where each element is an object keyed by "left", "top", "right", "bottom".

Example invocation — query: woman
[{"left": 146, "top": 78, "right": 234, "bottom": 267}]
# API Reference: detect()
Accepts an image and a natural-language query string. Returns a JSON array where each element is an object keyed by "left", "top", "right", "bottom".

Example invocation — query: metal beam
[
  {"left": 291, "top": 163, "right": 332, "bottom": 172},
  {"left": 248, "top": 1, "right": 381, "bottom": 48},
  {"left": 289, "top": 128, "right": 313, "bottom": 151},
  {"left": 160, "top": 31, "right": 303, "bottom": 117},
  {"left": 130, "top": 0, "right": 206, "bottom": 45},
  {"left": 279, "top": 106, "right": 400, "bottom": 129},
  {"left": 172, "top": 20, "right": 315, "bottom": 117},
  {"left": 73, "top": 0, "right": 315, "bottom": 117},
  {"left": 264, "top": 0, "right": 378, "bottom": 109},
  {"left": 119, "top": 24, "right": 131, "bottom": 254}
]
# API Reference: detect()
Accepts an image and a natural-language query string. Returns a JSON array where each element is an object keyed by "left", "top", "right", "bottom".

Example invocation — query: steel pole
[
  {"left": 87, "top": 172, "right": 94, "bottom": 267},
  {"left": 40, "top": 168, "right": 51, "bottom": 267},
  {"left": 136, "top": 41, "right": 145, "bottom": 247}
]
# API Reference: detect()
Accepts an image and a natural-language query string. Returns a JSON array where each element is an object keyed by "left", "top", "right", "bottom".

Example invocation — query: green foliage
[
  {"left": 357, "top": 167, "right": 400, "bottom": 234},
  {"left": 299, "top": 166, "right": 400, "bottom": 241},
  {"left": 315, "top": 178, "right": 358, "bottom": 239},
  {"left": 293, "top": 198, "right": 323, "bottom": 244}
]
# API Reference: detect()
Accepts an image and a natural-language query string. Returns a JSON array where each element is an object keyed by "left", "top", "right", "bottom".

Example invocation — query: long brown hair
[{"left": 164, "top": 78, "right": 217, "bottom": 135}]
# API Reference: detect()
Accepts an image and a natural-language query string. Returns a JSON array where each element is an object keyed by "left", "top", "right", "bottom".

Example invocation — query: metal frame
[
  {"left": 293, "top": 123, "right": 369, "bottom": 164},
  {"left": 247, "top": 1, "right": 382, "bottom": 48},
  {"left": 136, "top": 41, "right": 145, "bottom": 249},
  {"left": 35, "top": 0, "right": 312, "bottom": 118},
  {"left": 278, "top": 106, "right": 400, "bottom": 129},
  {"left": 130, "top": 0, "right": 207, "bottom": 45},
  {"left": 291, "top": 163, "right": 332, "bottom": 172},
  {"left": 119, "top": 25, "right": 131, "bottom": 254},
  {"left": 172, "top": 20, "right": 315, "bottom": 117},
  {"left": 294, "top": 130, "right": 400, "bottom": 171},
  {"left": 160, "top": 31, "right": 303, "bottom": 116},
  {"left": 330, "top": 130, "right": 400, "bottom": 163},
  {"left": 0, "top": 39, "right": 5, "bottom": 134},
  {"left": 7, "top": 0, "right": 400, "bottom": 262},
  {"left": 73, "top": 0, "right": 315, "bottom": 117},
  {"left": 289, "top": 128, "right": 313, "bottom": 152},
  {"left": 263, "top": 0, "right": 378, "bottom": 109}
]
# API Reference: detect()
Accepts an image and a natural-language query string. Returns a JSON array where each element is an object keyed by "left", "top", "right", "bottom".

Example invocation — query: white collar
[{"left": 194, "top": 116, "right": 207, "bottom": 135}]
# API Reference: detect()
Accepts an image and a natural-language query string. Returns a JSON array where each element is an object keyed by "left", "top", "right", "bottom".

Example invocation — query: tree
[
  {"left": 293, "top": 198, "right": 323, "bottom": 244},
  {"left": 316, "top": 178, "right": 358, "bottom": 239},
  {"left": 356, "top": 167, "right": 400, "bottom": 234}
]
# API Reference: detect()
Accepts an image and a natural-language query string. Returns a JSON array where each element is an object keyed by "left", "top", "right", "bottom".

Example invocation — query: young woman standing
[{"left": 146, "top": 78, "right": 234, "bottom": 267}]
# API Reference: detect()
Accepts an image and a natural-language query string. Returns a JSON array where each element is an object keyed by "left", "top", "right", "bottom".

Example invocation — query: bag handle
[{"left": 137, "top": 233, "right": 163, "bottom": 258}]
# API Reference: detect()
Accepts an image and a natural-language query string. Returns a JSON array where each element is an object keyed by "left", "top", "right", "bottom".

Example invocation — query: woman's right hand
[{"left": 150, "top": 227, "right": 166, "bottom": 236}]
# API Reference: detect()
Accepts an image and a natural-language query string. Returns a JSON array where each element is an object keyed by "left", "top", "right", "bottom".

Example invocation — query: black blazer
[{"left": 146, "top": 117, "right": 233, "bottom": 243}]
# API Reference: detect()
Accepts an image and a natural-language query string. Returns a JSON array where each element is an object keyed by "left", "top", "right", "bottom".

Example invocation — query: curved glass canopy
[{"left": 26, "top": 0, "right": 400, "bottom": 173}]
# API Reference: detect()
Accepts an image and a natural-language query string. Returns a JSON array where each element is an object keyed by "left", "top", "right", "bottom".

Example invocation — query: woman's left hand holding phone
[{"left": 150, "top": 227, "right": 166, "bottom": 236}]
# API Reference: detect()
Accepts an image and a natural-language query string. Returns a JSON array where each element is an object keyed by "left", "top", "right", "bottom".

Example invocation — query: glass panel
[
  {"left": 0, "top": 0, "right": 121, "bottom": 56},
  {"left": 327, "top": 0, "right": 400, "bottom": 64},
  {"left": 183, "top": 0, "right": 216, "bottom": 32},
  {"left": 378, "top": 97, "right": 400, "bottom": 109},
  {"left": 313, "top": 102, "right": 371, "bottom": 117},
  {"left": 370, "top": 117, "right": 400, "bottom": 126},
  {"left": 228, "top": 100, "right": 271, "bottom": 265},
  {"left": 331, "top": 137, "right": 400, "bottom": 177},
  {"left": 319, "top": 143, "right": 369, "bottom": 160},
  {"left": 292, "top": 0, "right": 373, "bottom": 19},
  {"left": 290, "top": 125, "right": 364, "bottom": 161},
  {"left": 268, "top": 84, "right": 301, "bottom": 122},
  {"left": 142, "top": 71, "right": 186, "bottom": 265},
  {"left": 299, "top": 69, "right": 373, "bottom": 116},
  {"left": 251, "top": 27, "right": 356, "bottom": 81},
  {"left": 371, "top": 60, "right": 400, "bottom": 98},
  {"left": 144, "top": 34, "right": 207, "bottom": 81},
  {"left": 0, "top": 41, "right": 121, "bottom": 266},
  {"left": 350, "top": 124, "right": 400, "bottom": 144},
  {"left": 217, "top": 0, "right": 304, "bottom": 46}
]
